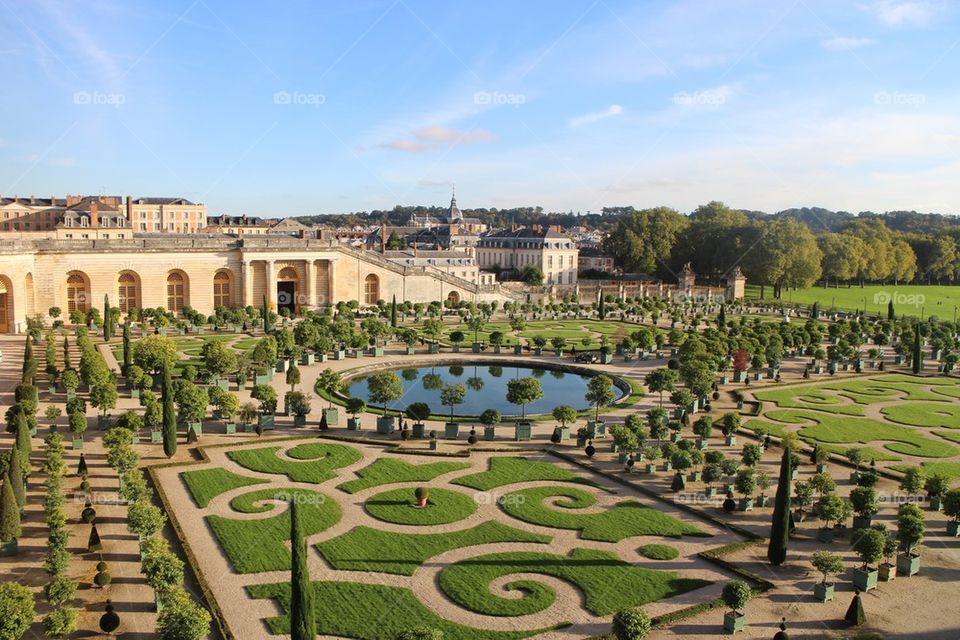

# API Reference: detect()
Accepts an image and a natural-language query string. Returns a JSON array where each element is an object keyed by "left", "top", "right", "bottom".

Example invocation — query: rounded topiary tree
[
  {"left": 722, "top": 579, "right": 752, "bottom": 625},
  {"left": 99, "top": 600, "right": 120, "bottom": 633},
  {"left": 94, "top": 560, "right": 112, "bottom": 587},
  {"left": 612, "top": 606, "right": 651, "bottom": 640},
  {"left": 414, "top": 487, "right": 429, "bottom": 508},
  {"left": 851, "top": 527, "right": 886, "bottom": 571}
]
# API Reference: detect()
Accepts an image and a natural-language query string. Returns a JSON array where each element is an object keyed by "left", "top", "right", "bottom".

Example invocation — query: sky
[{"left": 1, "top": 0, "right": 959, "bottom": 217}]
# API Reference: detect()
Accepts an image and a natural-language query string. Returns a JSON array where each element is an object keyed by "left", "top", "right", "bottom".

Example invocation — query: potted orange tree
[
  {"left": 811, "top": 551, "right": 844, "bottom": 602},
  {"left": 943, "top": 488, "right": 960, "bottom": 537},
  {"left": 850, "top": 527, "right": 885, "bottom": 591},
  {"left": 721, "top": 580, "right": 752, "bottom": 633}
]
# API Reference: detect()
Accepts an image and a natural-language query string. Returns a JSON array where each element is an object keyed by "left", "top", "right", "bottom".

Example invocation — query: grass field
[
  {"left": 207, "top": 487, "right": 341, "bottom": 573},
  {"left": 226, "top": 442, "right": 362, "bottom": 484},
  {"left": 438, "top": 548, "right": 710, "bottom": 617},
  {"left": 248, "top": 581, "right": 553, "bottom": 640},
  {"left": 315, "top": 521, "right": 551, "bottom": 575},
  {"left": 499, "top": 486, "right": 709, "bottom": 542},
  {"left": 180, "top": 467, "right": 266, "bottom": 507},
  {"left": 337, "top": 458, "right": 471, "bottom": 494},
  {"left": 746, "top": 283, "right": 960, "bottom": 317},
  {"left": 364, "top": 487, "right": 477, "bottom": 525},
  {"left": 639, "top": 544, "right": 680, "bottom": 560}
]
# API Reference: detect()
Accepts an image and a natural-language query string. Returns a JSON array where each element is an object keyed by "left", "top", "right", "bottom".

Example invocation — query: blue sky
[{"left": 1, "top": 0, "right": 958, "bottom": 216}]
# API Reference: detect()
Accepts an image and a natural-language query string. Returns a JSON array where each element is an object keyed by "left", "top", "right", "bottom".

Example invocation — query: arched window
[
  {"left": 118, "top": 272, "right": 139, "bottom": 313},
  {"left": 363, "top": 274, "right": 379, "bottom": 305},
  {"left": 213, "top": 270, "right": 232, "bottom": 308},
  {"left": 66, "top": 272, "right": 89, "bottom": 313},
  {"left": 167, "top": 272, "right": 186, "bottom": 312}
]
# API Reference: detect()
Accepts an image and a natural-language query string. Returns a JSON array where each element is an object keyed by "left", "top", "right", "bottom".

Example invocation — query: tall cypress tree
[
  {"left": 262, "top": 296, "right": 271, "bottom": 334},
  {"left": 390, "top": 295, "right": 397, "bottom": 328},
  {"left": 161, "top": 361, "right": 177, "bottom": 458},
  {"left": 103, "top": 295, "right": 112, "bottom": 341},
  {"left": 912, "top": 329, "right": 923, "bottom": 375},
  {"left": 0, "top": 474, "right": 21, "bottom": 544},
  {"left": 811, "top": 301, "right": 818, "bottom": 320},
  {"left": 766, "top": 446, "right": 792, "bottom": 565},
  {"left": 718, "top": 304, "right": 726, "bottom": 328},
  {"left": 290, "top": 499, "right": 316, "bottom": 640},
  {"left": 7, "top": 440, "right": 26, "bottom": 509},
  {"left": 14, "top": 412, "right": 31, "bottom": 473},
  {"left": 888, "top": 300, "right": 895, "bottom": 321},
  {"left": 21, "top": 335, "right": 34, "bottom": 384},
  {"left": 598, "top": 296, "right": 606, "bottom": 320},
  {"left": 122, "top": 321, "right": 131, "bottom": 374},
  {"left": 63, "top": 335, "right": 72, "bottom": 370}
]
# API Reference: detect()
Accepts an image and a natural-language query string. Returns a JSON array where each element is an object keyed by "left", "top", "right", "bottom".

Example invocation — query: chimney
[
  {"left": 90, "top": 200, "right": 98, "bottom": 226},
  {"left": 126, "top": 195, "right": 132, "bottom": 221}
]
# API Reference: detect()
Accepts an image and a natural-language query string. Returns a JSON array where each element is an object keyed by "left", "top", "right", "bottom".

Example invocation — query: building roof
[
  {"left": 207, "top": 214, "right": 270, "bottom": 226},
  {"left": 131, "top": 197, "right": 197, "bottom": 205},
  {"left": 482, "top": 226, "right": 571, "bottom": 240},
  {"left": 66, "top": 196, "right": 121, "bottom": 212}
]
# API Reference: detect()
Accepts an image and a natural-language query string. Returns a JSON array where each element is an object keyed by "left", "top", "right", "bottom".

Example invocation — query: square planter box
[
  {"left": 725, "top": 435, "right": 737, "bottom": 446},
  {"left": 405, "top": 347, "right": 416, "bottom": 355},
  {"left": 258, "top": 414, "right": 275, "bottom": 430},
  {"left": 293, "top": 415, "right": 307, "bottom": 427},
  {"left": 225, "top": 422, "right": 236, "bottom": 434},
  {"left": 587, "top": 421, "right": 606, "bottom": 438},
  {"left": 853, "top": 515, "right": 872, "bottom": 530},
  {"left": 349, "top": 349, "right": 363, "bottom": 359},
  {"left": 514, "top": 421, "right": 532, "bottom": 441},
  {"left": 554, "top": 426, "right": 570, "bottom": 441},
  {"left": 445, "top": 422, "right": 460, "bottom": 439},
  {"left": 852, "top": 567, "right": 878, "bottom": 592},
  {"left": 645, "top": 463, "right": 657, "bottom": 473},
  {"left": 333, "top": 350, "right": 346, "bottom": 360},
  {"left": 896, "top": 553, "right": 920, "bottom": 576},
  {"left": 533, "top": 347, "right": 542, "bottom": 356},
  {"left": 376, "top": 416, "right": 395, "bottom": 435},
  {"left": 317, "top": 353, "right": 328, "bottom": 363},
  {"left": 948, "top": 520, "right": 960, "bottom": 537},
  {"left": 690, "top": 470, "right": 702, "bottom": 483},
  {"left": 429, "top": 439, "right": 439, "bottom": 450},
  {"left": 472, "top": 343, "right": 482, "bottom": 353},
  {"left": 66, "top": 389, "right": 76, "bottom": 401},
  {"left": 324, "top": 408, "right": 339, "bottom": 426},
  {"left": 723, "top": 612, "right": 745, "bottom": 634},
  {"left": 705, "top": 486, "right": 717, "bottom": 498},
  {"left": 370, "top": 347, "right": 384, "bottom": 357},
  {"left": 150, "top": 431, "right": 163, "bottom": 443},
  {"left": 739, "top": 498, "right": 754, "bottom": 511},
  {"left": 72, "top": 437, "right": 84, "bottom": 449},
  {"left": 347, "top": 417, "right": 361, "bottom": 430},
  {"left": 129, "top": 388, "right": 140, "bottom": 400},
  {"left": 600, "top": 353, "right": 613, "bottom": 364},
  {"left": 97, "top": 415, "right": 112, "bottom": 430},
  {"left": 513, "top": 345, "right": 523, "bottom": 355},
  {"left": 816, "top": 463, "right": 829, "bottom": 473},
  {"left": 697, "top": 438, "right": 709, "bottom": 450},
  {"left": 215, "top": 378, "right": 230, "bottom": 391},
  {"left": 817, "top": 528, "right": 834, "bottom": 543},
  {"left": 452, "top": 345, "right": 461, "bottom": 353},
  {"left": 244, "top": 423, "right": 256, "bottom": 433},
  {"left": 493, "top": 345, "right": 502, "bottom": 354},
  {"left": 813, "top": 582, "right": 835, "bottom": 602},
  {"left": 879, "top": 563, "right": 897, "bottom": 582},
  {"left": 276, "top": 360, "right": 290, "bottom": 373},
  {"left": 0, "top": 540, "right": 18, "bottom": 556},
  {"left": 670, "top": 431, "right": 682, "bottom": 443},
  {"left": 733, "top": 371, "right": 747, "bottom": 383},
  {"left": 429, "top": 344, "right": 441, "bottom": 354},
  {"left": 412, "top": 423, "right": 426, "bottom": 439},
  {"left": 255, "top": 373, "right": 272, "bottom": 386},
  {"left": 301, "top": 353, "right": 315, "bottom": 366},
  {"left": 484, "top": 426, "right": 496, "bottom": 441},
  {"left": 930, "top": 496, "right": 943, "bottom": 512}
]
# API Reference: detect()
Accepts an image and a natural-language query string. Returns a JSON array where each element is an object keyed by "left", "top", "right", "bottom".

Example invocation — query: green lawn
[
  {"left": 248, "top": 581, "right": 554, "bottom": 640},
  {"left": 890, "top": 461, "right": 960, "bottom": 485},
  {"left": 882, "top": 403, "right": 960, "bottom": 429},
  {"left": 337, "top": 458, "right": 471, "bottom": 494},
  {"left": 179, "top": 467, "right": 266, "bottom": 508},
  {"left": 207, "top": 487, "right": 340, "bottom": 573},
  {"left": 364, "top": 487, "right": 477, "bottom": 525},
  {"left": 438, "top": 548, "right": 710, "bottom": 617},
  {"left": 746, "top": 283, "right": 960, "bottom": 317},
  {"left": 752, "top": 387, "right": 865, "bottom": 415},
  {"left": 226, "top": 441, "right": 362, "bottom": 484},
  {"left": 766, "top": 409, "right": 960, "bottom": 458},
  {"left": 452, "top": 457, "right": 598, "bottom": 491},
  {"left": 499, "top": 486, "right": 709, "bottom": 542},
  {"left": 639, "top": 543, "right": 680, "bottom": 560},
  {"left": 315, "top": 521, "right": 551, "bottom": 576}
]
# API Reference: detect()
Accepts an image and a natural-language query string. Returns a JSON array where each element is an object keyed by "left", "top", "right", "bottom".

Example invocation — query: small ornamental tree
[
  {"left": 0, "top": 478, "right": 22, "bottom": 545},
  {"left": 161, "top": 361, "right": 177, "bottom": 458},
  {"left": 721, "top": 412, "right": 740, "bottom": 436},
  {"left": 899, "top": 466, "right": 926, "bottom": 498},
  {"left": 811, "top": 551, "right": 845, "bottom": 585},
  {"left": 367, "top": 371, "right": 403, "bottom": 416},
  {"left": 740, "top": 443, "right": 762, "bottom": 467},
  {"left": 156, "top": 587, "right": 211, "bottom": 640},
  {"left": 552, "top": 405, "right": 577, "bottom": 431},
  {"left": 506, "top": 377, "right": 543, "bottom": 421},
  {"left": 815, "top": 494, "right": 852, "bottom": 530},
  {"left": 127, "top": 500, "right": 167, "bottom": 539},
  {"left": 722, "top": 580, "right": 752, "bottom": 616},
  {"left": 479, "top": 409, "right": 502, "bottom": 431},
  {"left": 849, "top": 487, "right": 880, "bottom": 519},
  {"left": 314, "top": 369, "right": 344, "bottom": 408},
  {"left": 585, "top": 375, "right": 616, "bottom": 421},
  {"left": 440, "top": 383, "right": 467, "bottom": 422},
  {"left": 897, "top": 510, "right": 925, "bottom": 557},
  {"left": 251, "top": 384, "right": 278, "bottom": 414},
  {"left": 851, "top": 527, "right": 886, "bottom": 570},
  {"left": 943, "top": 488, "right": 960, "bottom": 523},
  {"left": 345, "top": 397, "right": 366, "bottom": 422},
  {"left": 644, "top": 368, "right": 677, "bottom": 407},
  {"left": 0, "top": 581, "right": 36, "bottom": 640},
  {"left": 405, "top": 402, "right": 431, "bottom": 426}
]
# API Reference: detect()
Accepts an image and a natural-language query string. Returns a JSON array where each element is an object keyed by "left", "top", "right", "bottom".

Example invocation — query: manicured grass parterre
[
  {"left": 766, "top": 409, "right": 960, "bottom": 458},
  {"left": 337, "top": 457, "right": 471, "bottom": 494},
  {"left": 226, "top": 441, "right": 362, "bottom": 484},
  {"left": 207, "top": 487, "right": 341, "bottom": 573},
  {"left": 453, "top": 457, "right": 599, "bottom": 491},
  {"left": 315, "top": 521, "right": 551, "bottom": 575},
  {"left": 499, "top": 486, "right": 709, "bottom": 542},
  {"left": 180, "top": 467, "right": 266, "bottom": 507},
  {"left": 752, "top": 387, "right": 864, "bottom": 415},
  {"left": 248, "top": 581, "right": 554, "bottom": 640},
  {"left": 881, "top": 403, "right": 960, "bottom": 429},
  {"left": 438, "top": 548, "right": 710, "bottom": 617},
  {"left": 890, "top": 461, "right": 960, "bottom": 485},
  {"left": 364, "top": 487, "right": 477, "bottom": 525},
  {"left": 639, "top": 543, "right": 680, "bottom": 560}
]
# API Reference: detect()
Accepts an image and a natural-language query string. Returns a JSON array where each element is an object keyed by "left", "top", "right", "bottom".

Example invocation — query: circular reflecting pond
[{"left": 345, "top": 363, "right": 624, "bottom": 417}]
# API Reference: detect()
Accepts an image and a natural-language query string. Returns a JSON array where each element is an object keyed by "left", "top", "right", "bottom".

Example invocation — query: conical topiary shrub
[
  {"left": 99, "top": 600, "right": 120, "bottom": 633},
  {"left": 845, "top": 589, "right": 865, "bottom": 626},
  {"left": 94, "top": 560, "right": 112, "bottom": 587},
  {"left": 77, "top": 453, "right": 88, "bottom": 477},
  {"left": 87, "top": 524, "right": 102, "bottom": 552}
]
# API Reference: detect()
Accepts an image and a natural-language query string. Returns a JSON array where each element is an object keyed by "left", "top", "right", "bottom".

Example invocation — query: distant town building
[
  {"left": 476, "top": 225, "right": 578, "bottom": 285},
  {"left": 383, "top": 249, "right": 492, "bottom": 285},
  {"left": 0, "top": 194, "right": 207, "bottom": 235},
  {"left": 577, "top": 246, "right": 617, "bottom": 274}
]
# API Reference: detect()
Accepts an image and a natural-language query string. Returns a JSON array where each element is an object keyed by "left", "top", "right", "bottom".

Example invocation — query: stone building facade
[
  {"left": 476, "top": 225, "right": 579, "bottom": 285},
  {"left": 0, "top": 236, "right": 506, "bottom": 333}
]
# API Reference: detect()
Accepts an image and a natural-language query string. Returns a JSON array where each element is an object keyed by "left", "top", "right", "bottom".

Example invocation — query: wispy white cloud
[
  {"left": 380, "top": 126, "right": 496, "bottom": 153},
  {"left": 821, "top": 36, "right": 875, "bottom": 51},
  {"left": 568, "top": 104, "right": 624, "bottom": 128},
  {"left": 862, "top": 0, "right": 942, "bottom": 26}
]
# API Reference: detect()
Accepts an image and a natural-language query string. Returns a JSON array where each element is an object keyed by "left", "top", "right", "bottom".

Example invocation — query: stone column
[
  {"left": 265, "top": 259, "right": 276, "bottom": 308},
  {"left": 303, "top": 259, "right": 314, "bottom": 308},
  {"left": 327, "top": 259, "right": 336, "bottom": 306},
  {"left": 242, "top": 260, "right": 254, "bottom": 307}
]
